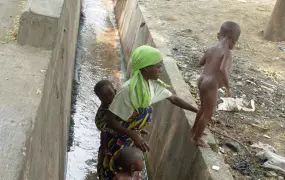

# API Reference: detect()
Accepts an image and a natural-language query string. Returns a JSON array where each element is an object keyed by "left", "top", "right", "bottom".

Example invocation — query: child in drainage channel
[
  {"left": 103, "top": 45, "right": 198, "bottom": 179},
  {"left": 190, "top": 21, "right": 241, "bottom": 147},
  {"left": 113, "top": 147, "right": 144, "bottom": 180},
  {"left": 94, "top": 80, "right": 148, "bottom": 180}
]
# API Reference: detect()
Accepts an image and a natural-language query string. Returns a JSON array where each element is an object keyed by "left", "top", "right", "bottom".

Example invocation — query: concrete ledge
[
  {"left": 29, "top": 0, "right": 63, "bottom": 18},
  {"left": 17, "top": 0, "right": 64, "bottom": 49},
  {"left": 114, "top": 0, "right": 233, "bottom": 179},
  {"left": 0, "top": 44, "right": 50, "bottom": 180},
  {"left": 19, "top": 0, "right": 81, "bottom": 179}
]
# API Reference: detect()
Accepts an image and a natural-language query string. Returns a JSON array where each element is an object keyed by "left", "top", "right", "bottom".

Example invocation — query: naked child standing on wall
[{"left": 190, "top": 21, "right": 241, "bottom": 147}]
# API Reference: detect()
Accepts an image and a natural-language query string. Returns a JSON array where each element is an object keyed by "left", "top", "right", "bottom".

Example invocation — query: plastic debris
[
  {"left": 256, "top": 150, "right": 285, "bottom": 175},
  {"left": 251, "top": 142, "right": 277, "bottom": 153},
  {"left": 218, "top": 97, "right": 255, "bottom": 112},
  {"left": 212, "top": 165, "right": 220, "bottom": 171},
  {"left": 278, "top": 46, "right": 285, "bottom": 51}
]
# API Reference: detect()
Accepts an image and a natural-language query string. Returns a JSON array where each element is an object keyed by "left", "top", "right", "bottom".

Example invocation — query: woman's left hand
[{"left": 130, "top": 132, "right": 150, "bottom": 152}]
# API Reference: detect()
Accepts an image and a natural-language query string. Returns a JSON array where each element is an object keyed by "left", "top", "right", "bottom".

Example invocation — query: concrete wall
[
  {"left": 20, "top": 0, "right": 81, "bottom": 179},
  {"left": 114, "top": 0, "right": 234, "bottom": 179},
  {"left": 18, "top": 0, "right": 64, "bottom": 49}
]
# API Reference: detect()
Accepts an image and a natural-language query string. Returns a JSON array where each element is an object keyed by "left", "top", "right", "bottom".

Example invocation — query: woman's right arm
[{"left": 106, "top": 111, "right": 150, "bottom": 152}]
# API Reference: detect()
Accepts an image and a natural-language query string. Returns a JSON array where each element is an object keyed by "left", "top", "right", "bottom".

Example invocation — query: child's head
[
  {"left": 218, "top": 21, "right": 241, "bottom": 49},
  {"left": 116, "top": 147, "right": 144, "bottom": 176},
  {"left": 94, "top": 80, "right": 115, "bottom": 105}
]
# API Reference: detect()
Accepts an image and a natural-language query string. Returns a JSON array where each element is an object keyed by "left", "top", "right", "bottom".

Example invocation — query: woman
[{"left": 104, "top": 45, "right": 198, "bottom": 178}]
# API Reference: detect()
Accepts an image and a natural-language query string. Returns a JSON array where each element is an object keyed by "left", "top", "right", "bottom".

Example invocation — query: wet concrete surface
[{"left": 66, "top": 0, "right": 124, "bottom": 179}]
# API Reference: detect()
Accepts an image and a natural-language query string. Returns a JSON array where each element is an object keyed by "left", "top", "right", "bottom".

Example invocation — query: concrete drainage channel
[
  {"left": 17, "top": 0, "right": 233, "bottom": 180},
  {"left": 66, "top": 0, "right": 126, "bottom": 179}
]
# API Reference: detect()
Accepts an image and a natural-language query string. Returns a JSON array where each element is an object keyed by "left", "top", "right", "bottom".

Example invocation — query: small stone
[
  {"left": 36, "top": 89, "right": 41, "bottom": 95},
  {"left": 189, "top": 80, "right": 198, "bottom": 88},
  {"left": 181, "top": 28, "right": 192, "bottom": 33},
  {"left": 269, "top": 171, "right": 278, "bottom": 177},
  {"left": 219, "top": 147, "right": 225, "bottom": 154},
  {"left": 246, "top": 79, "right": 256, "bottom": 85},
  {"left": 244, "top": 119, "right": 261, "bottom": 125},
  {"left": 225, "top": 142, "right": 241, "bottom": 152},
  {"left": 278, "top": 176, "right": 284, "bottom": 180},
  {"left": 236, "top": 81, "right": 243, "bottom": 86},
  {"left": 265, "top": 171, "right": 278, "bottom": 177},
  {"left": 237, "top": 75, "right": 242, "bottom": 80},
  {"left": 218, "top": 88, "right": 225, "bottom": 94},
  {"left": 212, "top": 165, "right": 220, "bottom": 171},
  {"left": 261, "top": 103, "right": 265, "bottom": 107},
  {"left": 263, "top": 134, "right": 271, "bottom": 139},
  {"left": 5, "top": 78, "right": 8, "bottom": 80}
]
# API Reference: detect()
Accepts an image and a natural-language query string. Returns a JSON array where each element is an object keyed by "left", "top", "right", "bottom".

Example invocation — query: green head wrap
[{"left": 129, "top": 45, "right": 168, "bottom": 110}]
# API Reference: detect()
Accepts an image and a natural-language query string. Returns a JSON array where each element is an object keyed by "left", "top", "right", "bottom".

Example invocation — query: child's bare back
[
  {"left": 191, "top": 21, "right": 241, "bottom": 147},
  {"left": 199, "top": 44, "right": 232, "bottom": 95}
]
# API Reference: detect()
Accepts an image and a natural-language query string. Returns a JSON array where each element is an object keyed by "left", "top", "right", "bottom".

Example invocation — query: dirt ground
[{"left": 141, "top": 0, "right": 285, "bottom": 179}]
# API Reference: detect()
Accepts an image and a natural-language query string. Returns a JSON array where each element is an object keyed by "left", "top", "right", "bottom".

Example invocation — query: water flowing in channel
[{"left": 66, "top": 0, "right": 125, "bottom": 179}]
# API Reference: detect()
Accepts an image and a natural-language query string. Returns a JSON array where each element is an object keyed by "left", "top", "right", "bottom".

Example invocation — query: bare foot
[{"left": 193, "top": 138, "right": 209, "bottom": 148}]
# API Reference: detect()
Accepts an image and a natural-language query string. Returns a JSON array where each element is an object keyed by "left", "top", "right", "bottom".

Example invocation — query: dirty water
[{"left": 66, "top": 0, "right": 125, "bottom": 179}]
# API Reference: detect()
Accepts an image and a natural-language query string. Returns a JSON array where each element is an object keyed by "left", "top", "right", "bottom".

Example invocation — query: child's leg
[
  {"left": 190, "top": 77, "right": 204, "bottom": 136},
  {"left": 190, "top": 104, "right": 203, "bottom": 136},
  {"left": 103, "top": 133, "right": 112, "bottom": 155},
  {"left": 193, "top": 88, "right": 217, "bottom": 147}
]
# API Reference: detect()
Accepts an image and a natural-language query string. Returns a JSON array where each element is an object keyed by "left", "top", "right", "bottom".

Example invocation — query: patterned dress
[
  {"left": 95, "top": 106, "right": 115, "bottom": 180},
  {"left": 102, "top": 107, "right": 153, "bottom": 179}
]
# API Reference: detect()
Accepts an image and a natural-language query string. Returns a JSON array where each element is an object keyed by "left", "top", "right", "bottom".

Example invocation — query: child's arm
[
  {"left": 219, "top": 52, "right": 231, "bottom": 97},
  {"left": 167, "top": 95, "right": 198, "bottom": 113}
]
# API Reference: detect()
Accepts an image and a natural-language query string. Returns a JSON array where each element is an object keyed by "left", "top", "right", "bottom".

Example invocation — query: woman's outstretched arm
[{"left": 167, "top": 95, "right": 198, "bottom": 113}]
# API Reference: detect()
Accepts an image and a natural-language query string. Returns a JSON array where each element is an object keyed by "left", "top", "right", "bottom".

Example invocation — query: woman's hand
[
  {"left": 130, "top": 132, "right": 150, "bottom": 152},
  {"left": 140, "top": 129, "right": 149, "bottom": 135}
]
